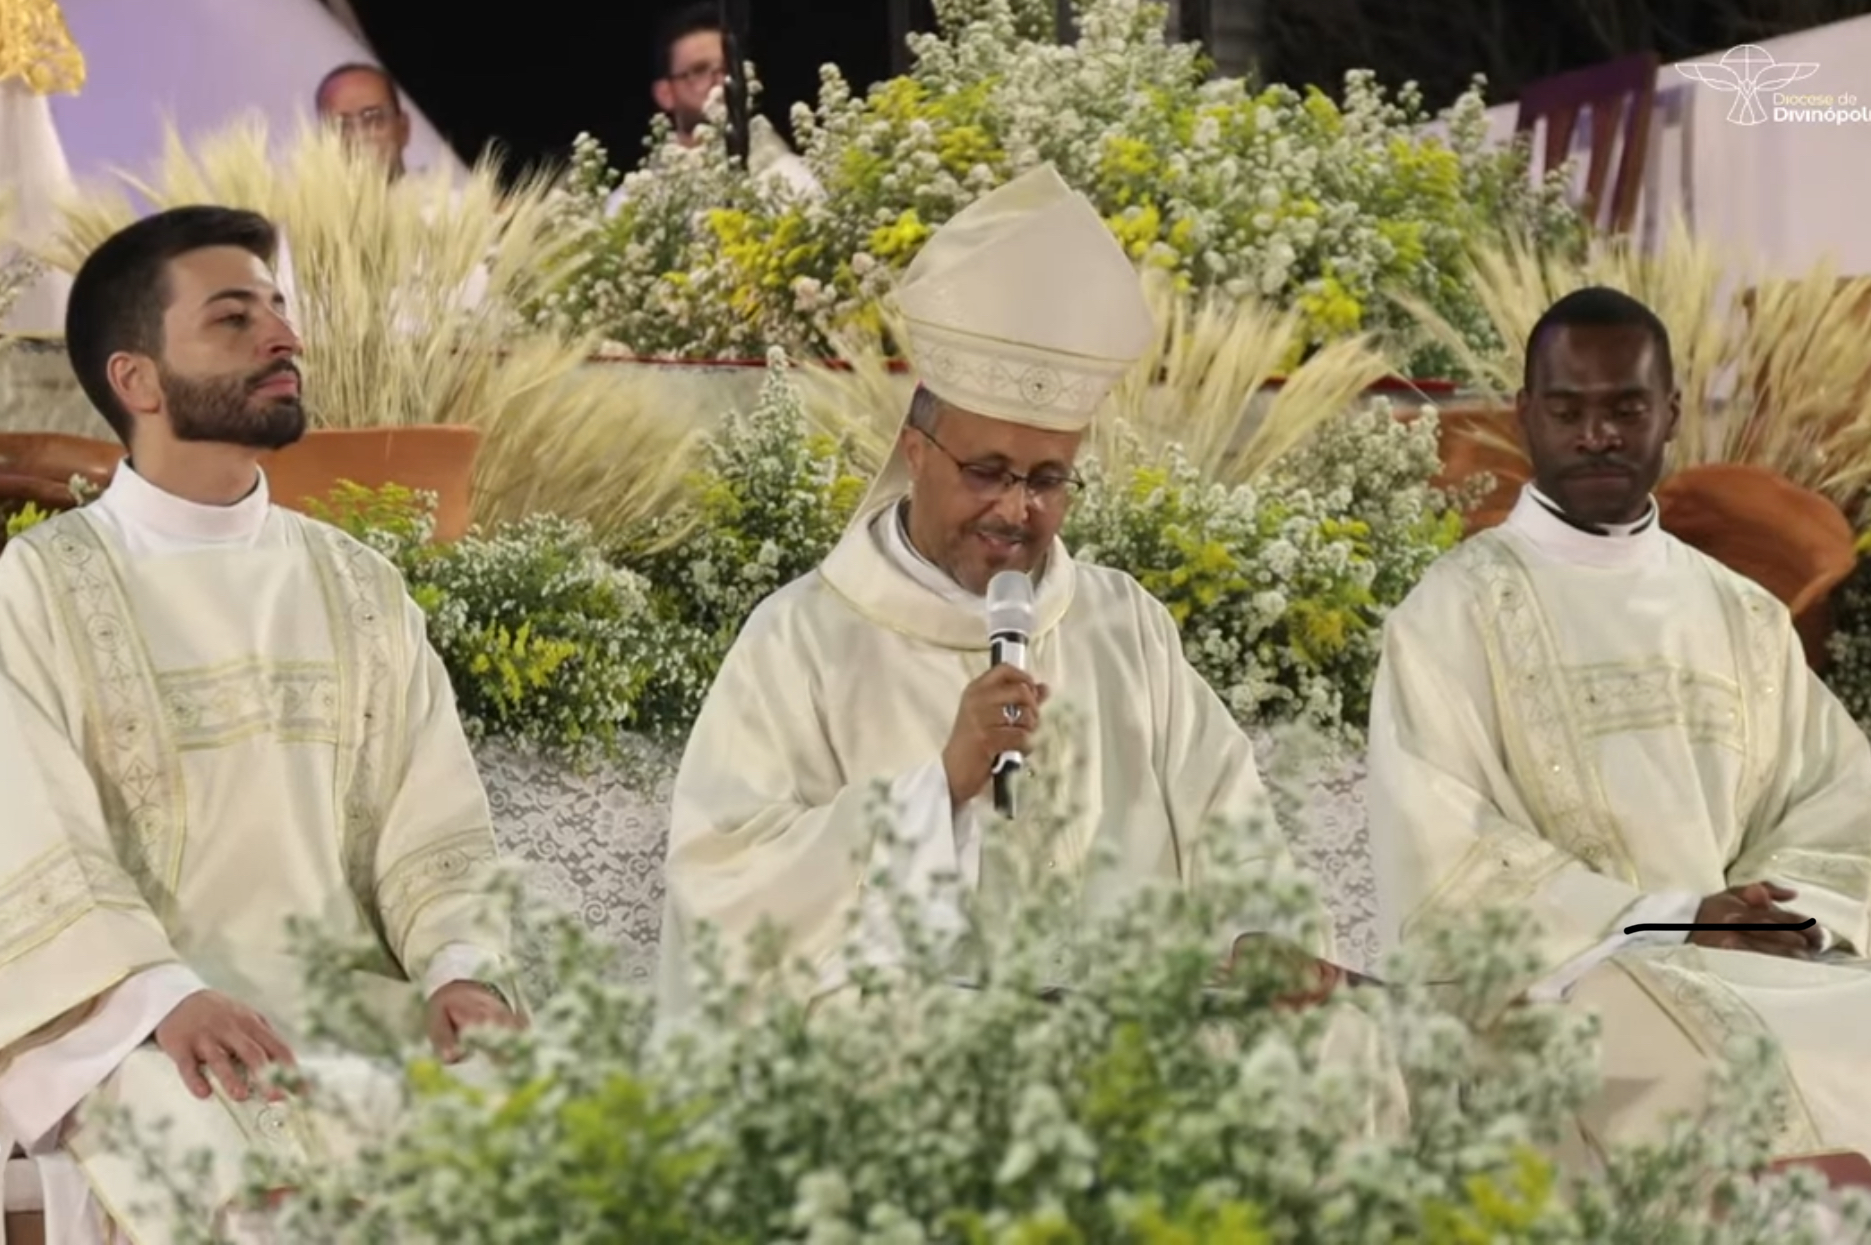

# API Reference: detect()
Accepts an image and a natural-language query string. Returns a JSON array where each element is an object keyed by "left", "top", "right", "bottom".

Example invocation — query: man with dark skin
[
  {"left": 1514, "top": 295, "right": 1828, "bottom": 956},
  {"left": 1370, "top": 284, "right": 1871, "bottom": 1164}
]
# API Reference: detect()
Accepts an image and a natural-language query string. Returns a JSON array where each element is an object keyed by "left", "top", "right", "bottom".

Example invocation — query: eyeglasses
[
  {"left": 668, "top": 60, "right": 727, "bottom": 86},
  {"left": 917, "top": 428, "right": 1083, "bottom": 506},
  {"left": 329, "top": 105, "right": 394, "bottom": 135}
]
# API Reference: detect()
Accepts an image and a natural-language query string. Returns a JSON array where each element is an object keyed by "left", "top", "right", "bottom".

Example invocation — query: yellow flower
[
  {"left": 938, "top": 123, "right": 999, "bottom": 175},
  {"left": 1106, "top": 204, "right": 1163, "bottom": 260},
  {"left": 1301, "top": 87, "right": 1343, "bottom": 133},
  {"left": 868, "top": 209, "right": 932, "bottom": 263},
  {"left": 1295, "top": 274, "right": 1364, "bottom": 341}
]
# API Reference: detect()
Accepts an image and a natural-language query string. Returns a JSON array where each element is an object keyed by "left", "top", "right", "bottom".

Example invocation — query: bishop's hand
[
  {"left": 154, "top": 990, "right": 298, "bottom": 1102},
  {"left": 1689, "top": 881, "right": 1825, "bottom": 959},
  {"left": 942, "top": 664, "right": 1048, "bottom": 807},
  {"left": 426, "top": 980, "right": 524, "bottom": 1064}
]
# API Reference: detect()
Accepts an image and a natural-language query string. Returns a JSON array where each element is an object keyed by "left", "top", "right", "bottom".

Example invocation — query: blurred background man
[{"left": 314, "top": 61, "right": 409, "bottom": 180}]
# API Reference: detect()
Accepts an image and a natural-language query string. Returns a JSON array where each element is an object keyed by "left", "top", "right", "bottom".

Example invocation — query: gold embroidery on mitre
[{"left": 0, "top": 0, "right": 85, "bottom": 95}]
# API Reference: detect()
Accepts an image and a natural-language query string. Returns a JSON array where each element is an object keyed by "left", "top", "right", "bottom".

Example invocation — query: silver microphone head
[{"left": 985, "top": 569, "right": 1037, "bottom": 638}]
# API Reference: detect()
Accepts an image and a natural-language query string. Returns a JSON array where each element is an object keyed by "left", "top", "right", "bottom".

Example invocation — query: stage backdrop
[
  {"left": 47, "top": 0, "right": 464, "bottom": 188},
  {"left": 1430, "top": 12, "right": 1871, "bottom": 282}
]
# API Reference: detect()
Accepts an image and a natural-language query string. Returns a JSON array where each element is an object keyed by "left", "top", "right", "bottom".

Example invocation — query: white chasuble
[
  {"left": 1369, "top": 487, "right": 1871, "bottom": 1162},
  {"left": 0, "top": 479, "right": 510, "bottom": 1244},
  {"left": 656, "top": 503, "right": 1328, "bottom": 1022}
]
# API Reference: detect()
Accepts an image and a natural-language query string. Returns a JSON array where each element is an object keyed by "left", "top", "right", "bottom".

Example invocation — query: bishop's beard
[{"left": 159, "top": 360, "right": 307, "bottom": 451}]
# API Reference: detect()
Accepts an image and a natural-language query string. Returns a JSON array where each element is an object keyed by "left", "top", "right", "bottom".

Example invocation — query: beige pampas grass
[
  {"left": 1391, "top": 217, "right": 1871, "bottom": 520},
  {"left": 793, "top": 272, "right": 1398, "bottom": 483},
  {"left": 35, "top": 115, "right": 696, "bottom": 539},
  {"left": 1103, "top": 275, "right": 1396, "bottom": 484}
]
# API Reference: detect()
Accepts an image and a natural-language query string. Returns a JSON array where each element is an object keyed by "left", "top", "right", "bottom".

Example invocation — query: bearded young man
[
  {"left": 0, "top": 206, "right": 520, "bottom": 1243},
  {"left": 1368, "top": 285, "right": 1871, "bottom": 1169},
  {"left": 654, "top": 166, "right": 1346, "bottom": 1023}
]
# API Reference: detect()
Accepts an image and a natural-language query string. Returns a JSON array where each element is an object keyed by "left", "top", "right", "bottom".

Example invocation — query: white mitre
[{"left": 850, "top": 163, "right": 1155, "bottom": 521}]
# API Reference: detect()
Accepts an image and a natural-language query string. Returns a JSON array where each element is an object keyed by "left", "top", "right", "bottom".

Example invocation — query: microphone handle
[
  {"left": 993, "top": 767, "right": 1015, "bottom": 818},
  {"left": 989, "top": 630, "right": 1027, "bottom": 819}
]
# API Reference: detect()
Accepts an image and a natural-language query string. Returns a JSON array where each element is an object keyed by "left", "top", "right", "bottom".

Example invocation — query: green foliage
[
  {"left": 299, "top": 366, "right": 1464, "bottom": 761},
  {"left": 547, "top": 0, "right": 1582, "bottom": 377},
  {"left": 4, "top": 500, "right": 52, "bottom": 540},
  {"left": 306, "top": 481, "right": 666, "bottom": 766},
  {"left": 618, "top": 353, "right": 872, "bottom": 730},
  {"left": 1066, "top": 402, "right": 1465, "bottom": 740},
  {"left": 1825, "top": 558, "right": 1871, "bottom": 729},
  {"left": 160, "top": 754, "right": 1861, "bottom": 1242}
]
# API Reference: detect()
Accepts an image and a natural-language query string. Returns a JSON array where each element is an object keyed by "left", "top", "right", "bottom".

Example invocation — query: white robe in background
[
  {"left": 1369, "top": 484, "right": 1871, "bottom": 1163},
  {"left": 0, "top": 464, "right": 514, "bottom": 1244},
  {"left": 655, "top": 498, "right": 1329, "bottom": 1022},
  {"left": 604, "top": 116, "right": 824, "bottom": 217},
  {"left": 0, "top": 77, "right": 76, "bottom": 335}
]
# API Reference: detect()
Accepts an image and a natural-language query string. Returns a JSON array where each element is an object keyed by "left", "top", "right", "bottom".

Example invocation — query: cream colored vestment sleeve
[
  {"left": 659, "top": 594, "right": 964, "bottom": 1006},
  {"left": 0, "top": 547, "right": 180, "bottom": 1059},
  {"left": 367, "top": 591, "right": 518, "bottom": 1006}
]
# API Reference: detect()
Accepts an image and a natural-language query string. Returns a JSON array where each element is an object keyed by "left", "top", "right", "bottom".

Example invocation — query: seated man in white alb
[
  {"left": 0, "top": 205, "right": 521, "bottom": 1243},
  {"left": 1368, "top": 285, "right": 1871, "bottom": 1168},
  {"left": 655, "top": 165, "right": 1344, "bottom": 1022}
]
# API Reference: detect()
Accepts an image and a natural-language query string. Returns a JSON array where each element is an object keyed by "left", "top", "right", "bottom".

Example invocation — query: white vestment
[
  {"left": 0, "top": 464, "right": 513, "bottom": 1243},
  {"left": 1369, "top": 484, "right": 1871, "bottom": 1163},
  {"left": 655, "top": 499, "right": 1328, "bottom": 1021}
]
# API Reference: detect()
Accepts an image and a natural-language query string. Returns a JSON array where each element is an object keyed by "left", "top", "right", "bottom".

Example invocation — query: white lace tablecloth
[{"left": 474, "top": 733, "right": 1379, "bottom": 989}]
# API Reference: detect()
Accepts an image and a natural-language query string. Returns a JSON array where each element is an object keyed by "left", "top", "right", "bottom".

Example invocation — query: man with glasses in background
[
  {"left": 655, "top": 165, "right": 1344, "bottom": 1023},
  {"left": 626, "top": 1, "right": 819, "bottom": 206},
  {"left": 313, "top": 62, "right": 410, "bottom": 181}
]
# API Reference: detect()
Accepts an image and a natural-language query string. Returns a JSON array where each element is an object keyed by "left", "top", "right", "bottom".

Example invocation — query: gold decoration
[{"left": 0, "top": 0, "right": 85, "bottom": 95}]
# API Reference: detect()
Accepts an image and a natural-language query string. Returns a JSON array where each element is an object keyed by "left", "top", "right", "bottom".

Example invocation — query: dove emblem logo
[{"left": 1676, "top": 44, "right": 1821, "bottom": 125}]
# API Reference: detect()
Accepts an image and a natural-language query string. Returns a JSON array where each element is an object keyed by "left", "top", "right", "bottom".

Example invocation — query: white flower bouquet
[{"left": 540, "top": 0, "right": 1582, "bottom": 379}]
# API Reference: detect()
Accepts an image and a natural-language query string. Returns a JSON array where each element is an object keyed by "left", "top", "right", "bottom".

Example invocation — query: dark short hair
[
  {"left": 314, "top": 62, "right": 400, "bottom": 114},
  {"left": 907, "top": 383, "right": 944, "bottom": 433},
  {"left": 64, "top": 206, "right": 279, "bottom": 442},
  {"left": 1523, "top": 285, "right": 1675, "bottom": 392},
  {"left": 655, "top": 3, "right": 723, "bottom": 78}
]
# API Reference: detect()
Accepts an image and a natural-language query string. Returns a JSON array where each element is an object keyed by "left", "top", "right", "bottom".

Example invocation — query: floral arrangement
[
  {"left": 134, "top": 770, "right": 1859, "bottom": 1242},
  {"left": 618, "top": 359, "right": 874, "bottom": 731},
  {"left": 1824, "top": 550, "right": 1871, "bottom": 726},
  {"left": 304, "top": 483, "right": 675, "bottom": 768},
  {"left": 1066, "top": 401, "right": 1464, "bottom": 740},
  {"left": 539, "top": 0, "right": 1582, "bottom": 378},
  {"left": 0, "top": 355, "right": 1458, "bottom": 764}
]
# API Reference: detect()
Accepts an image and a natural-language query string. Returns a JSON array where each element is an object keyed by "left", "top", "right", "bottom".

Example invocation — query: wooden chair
[{"left": 1516, "top": 51, "right": 1662, "bottom": 235}]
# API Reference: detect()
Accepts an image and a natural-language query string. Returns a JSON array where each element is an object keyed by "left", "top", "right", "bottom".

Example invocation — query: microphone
[{"left": 985, "top": 570, "right": 1037, "bottom": 818}]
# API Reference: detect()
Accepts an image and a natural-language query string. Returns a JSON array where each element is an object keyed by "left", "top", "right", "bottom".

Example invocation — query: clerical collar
[
  {"left": 1503, "top": 483, "right": 1667, "bottom": 570},
  {"left": 1527, "top": 482, "right": 1658, "bottom": 537},
  {"left": 880, "top": 498, "right": 1052, "bottom": 606},
  {"left": 95, "top": 459, "right": 272, "bottom": 548},
  {"left": 880, "top": 499, "right": 985, "bottom": 606}
]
